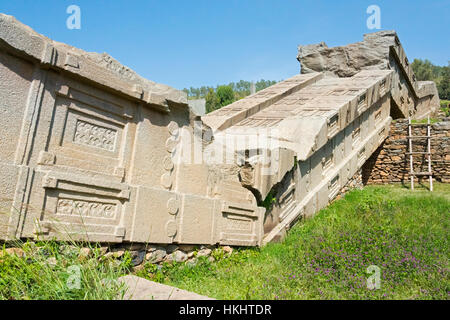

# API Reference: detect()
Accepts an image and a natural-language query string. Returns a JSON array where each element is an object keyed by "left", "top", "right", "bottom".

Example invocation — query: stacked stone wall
[{"left": 362, "top": 118, "right": 450, "bottom": 184}]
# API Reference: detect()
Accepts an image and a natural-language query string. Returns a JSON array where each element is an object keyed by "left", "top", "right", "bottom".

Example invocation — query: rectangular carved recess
[
  {"left": 38, "top": 173, "right": 129, "bottom": 241},
  {"left": 73, "top": 119, "right": 117, "bottom": 152},
  {"left": 327, "top": 114, "right": 339, "bottom": 138},
  {"left": 220, "top": 202, "right": 261, "bottom": 245},
  {"left": 33, "top": 82, "right": 135, "bottom": 241},
  {"left": 357, "top": 93, "right": 367, "bottom": 113},
  {"left": 380, "top": 79, "right": 387, "bottom": 96},
  {"left": 322, "top": 152, "right": 334, "bottom": 173},
  {"left": 279, "top": 183, "right": 296, "bottom": 221},
  {"left": 328, "top": 174, "right": 340, "bottom": 200},
  {"left": 47, "top": 83, "right": 134, "bottom": 178},
  {"left": 378, "top": 127, "right": 386, "bottom": 144},
  {"left": 358, "top": 147, "right": 366, "bottom": 167},
  {"left": 352, "top": 121, "right": 361, "bottom": 148},
  {"left": 375, "top": 107, "right": 382, "bottom": 125}
]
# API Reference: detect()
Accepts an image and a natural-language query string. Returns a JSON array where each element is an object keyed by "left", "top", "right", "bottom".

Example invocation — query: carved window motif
[
  {"left": 357, "top": 93, "right": 367, "bottom": 113},
  {"left": 226, "top": 217, "right": 252, "bottom": 232},
  {"left": 380, "top": 79, "right": 386, "bottom": 96},
  {"left": 328, "top": 174, "right": 340, "bottom": 200},
  {"left": 346, "top": 107, "right": 352, "bottom": 124},
  {"left": 73, "top": 120, "right": 117, "bottom": 151},
  {"left": 56, "top": 198, "right": 116, "bottom": 219},
  {"left": 322, "top": 152, "right": 334, "bottom": 173},
  {"left": 352, "top": 126, "right": 361, "bottom": 148},
  {"left": 358, "top": 147, "right": 366, "bottom": 167},
  {"left": 375, "top": 106, "right": 383, "bottom": 125},
  {"left": 327, "top": 114, "right": 339, "bottom": 137},
  {"left": 378, "top": 127, "right": 386, "bottom": 144}
]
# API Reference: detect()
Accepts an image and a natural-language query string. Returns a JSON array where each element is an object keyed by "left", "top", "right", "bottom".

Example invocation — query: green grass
[
  {"left": 440, "top": 100, "right": 450, "bottom": 117},
  {"left": 1, "top": 184, "right": 448, "bottom": 300},
  {"left": 0, "top": 241, "right": 130, "bottom": 300},
  {"left": 145, "top": 184, "right": 449, "bottom": 300},
  {"left": 411, "top": 118, "right": 439, "bottom": 124}
]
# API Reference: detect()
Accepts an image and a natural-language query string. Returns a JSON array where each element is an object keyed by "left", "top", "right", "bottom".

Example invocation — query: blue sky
[{"left": 0, "top": 0, "right": 448, "bottom": 90}]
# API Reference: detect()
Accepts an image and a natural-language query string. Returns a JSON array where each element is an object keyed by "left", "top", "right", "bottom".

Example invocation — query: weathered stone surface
[
  {"left": 145, "top": 249, "right": 167, "bottom": 263},
  {"left": 130, "top": 250, "right": 146, "bottom": 266},
  {"left": 297, "top": 30, "right": 440, "bottom": 120},
  {"left": 0, "top": 14, "right": 439, "bottom": 249},
  {"left": 188, "top": 99, "right": 206, "bottom": 116},
  {"left": 197, "top": 248, "right": 212, "bottom": 257},
  {"left": 0, "top": 13, "right": 263, "bottom": 247},
  {"left": 166, "top": 250, "right": 188, "bottom": 263},
  {"left": 222, "top": 246, "right": 233, "bottom": 254},
  {"left": 0, "top": 247, "right": 25, "bottom": 258},
  {"left": 45, "top": 257, "right": 57, "bottom": 268},
  {"left": 78, "top": 247, "right": 92, "bottom": 261},
  {"left": 118, "top": 275, "right": 214, "bottom": 300}
]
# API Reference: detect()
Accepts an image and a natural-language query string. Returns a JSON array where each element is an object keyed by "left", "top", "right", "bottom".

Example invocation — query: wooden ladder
[{"left": 407, "top": 117, "right": 433, "bottom": 191}]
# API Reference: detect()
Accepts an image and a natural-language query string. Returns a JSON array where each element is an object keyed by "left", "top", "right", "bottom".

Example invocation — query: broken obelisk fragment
[{"left": 0, "top": 15, "right": 439, "bottom": 246}]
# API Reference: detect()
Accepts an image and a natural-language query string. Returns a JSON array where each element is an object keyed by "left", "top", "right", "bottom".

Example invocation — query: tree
[
  {"left": 205, "top": 88, "right": 220, "bottom": 113},
  {"left": 216, "top": 85, "right": 235, "bottom": 107},
  {"left": 437, "top": 63, "right": 450, "bottom": 100},
  {"left": 412, "top": 59, "right": 449, "bottom": 100},
  {"left": 412, "top": 59, "right": 436, "bottom": 81}
]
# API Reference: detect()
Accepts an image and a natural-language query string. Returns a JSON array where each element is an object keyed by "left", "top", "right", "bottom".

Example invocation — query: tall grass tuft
[{"left": 0, "top": 240, "right": 130, "bottom": 300}]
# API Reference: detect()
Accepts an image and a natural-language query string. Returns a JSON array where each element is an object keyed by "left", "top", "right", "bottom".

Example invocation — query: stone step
[{"left": 117, "top": 275, "right": 215, "bottom": 300}]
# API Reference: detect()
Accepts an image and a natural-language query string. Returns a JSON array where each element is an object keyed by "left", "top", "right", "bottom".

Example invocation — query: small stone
[
  {"left": 99, "top": 246, "right": 108, "bottom": 255},
  {"left": 103, "top": 252, "right": 115, "bottom": 259},
  {"left": 146, "top": 249, "right": 166, "bottom": 263},
  {"left": 222, "top": 246, "right": 233, "bottom": 255},
  {"left": 166, "top": 245, "right": 178, "bottom": 254},
  {"left": 145, "top": 245, "right": 159, "bottom": 253},
  {"left": 186, "top": 258, "right": 198, "bottom": 267},
  {"left": 178, "top": 244, "right": 196, "bottom": 252},
  {"left": 46, "top": 257, "right": 57, "bottom": 267},
  {"left": 187, "top": 251, "right": 195, "bottom": 259},
  {"left": 171, "top": 250, "right": 188, "bottom": 263},
  {"left": 197, "top": 248, "right": 212, "bottom": 257},
  {"left": 127, "top": 244, "right": 145, "bottom": 251},
  {"left": 208, "top": 256, "right": 215, "bottom": 263},
  {"left": 1, "top": 247, "right": 25, "bottom": 258},
  {"left": 60, "top": 245, "right": 78, "bottom": 256},
  {"left": 78, "top": 247, "right": 92, "bottom": 261},
  {"left": 131, "top": 250, "right": 146, "bottom": 266},
  {"left": 112, "top": 249, "right": 125, "bottom": 258},
  {"left": 133, "top": 264, "right": 145, "bottom": 273}
]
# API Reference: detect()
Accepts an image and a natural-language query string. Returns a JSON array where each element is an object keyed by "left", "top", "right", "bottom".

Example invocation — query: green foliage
[
  {"left": 411, "top": 118, "right": 439, "bottom": 124},
  {"left": 0, "top": 241, "right": 129, "bottom": 300},
  {"left": 411, "top": 59, "right": 450, "bottom": 100},
  {"left": 184, "top": 79, "right": 279, "bottom": 113},
  {"left": 205, "top": 88, "right": 220, "bottom": 113},
  {"left": 411, "top": 59, "right": 441, "bottom": 81},
  {"left": 157, "top": 184, "right": 450, "bottom": 300},
  {"left": 216, "top": 85, "right": 235, "bottom": 107},
  {"left": 262, "top": 189, "right": 277, "bottom": 211},
  {"left": 438, "top": 66, "right": 450, "bottom": 100},
  {"left": 440, "top": 100, "right": 450, "bottom": 117}
]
